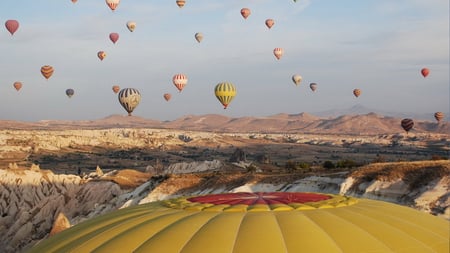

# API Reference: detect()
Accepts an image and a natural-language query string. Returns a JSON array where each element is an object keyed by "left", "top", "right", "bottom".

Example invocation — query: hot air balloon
[
  {"left": 240, "top": 8, "right": 251, "bottom": 19},
  {"left": 5, "top": 20, "right": 19, "bottom": 35},
  {"left": 195, "top": 32, "right": 203, "bottom": 43},
  {"left": 172, "top": 74, "right": 188, "bottom": 92},
  {"left": 126, "top": 21, "right": 136, "bottom": 32},
  {"left": 13, "top": 81, "right": 22, "bottom": 91},
  {"left": 27, "top": 192, "right": 450, "bottom": 253},
  {"left": 109, "top": 33, "right": 119, "bottom": 44},
  {"left": 97, "top": 51, "right": 106, "bottom": 61},
  {"left": 273, "top": 48, "right": 284, "bottom": 60},
  {"left": 106, "top": 0, "right": 120, "bottom": 11},
  {"left": 265, "top": 19, "right": 274, "bottom": 29},
  {"left": 163, "top": 93, "right": 172, "bottom": 101},
  {"left": 310, "top": 83, "right": 318, "bottom": 92},
  {"left": 66, "top": 89, "right": 75, "bottom": 98},
  {"left": 421, "top": 68, "right": 429, "bottom": 78},
  {"left": 401, "top": 118, "right": 414, "bottom": 133},
  {"left": 214, "top": 82, "right": 236, "bottom": 109},
  {"left": 176, "top": 0, "right": 186, "bottom": 8},
  {"left": 434, "top": 112, "right": 444, "bottom": 123},
  {"left": 112, "top": 85, "right": 120, "bottom": 94},
  {"left": 41, "top": 65, "right": 54, "bottom": 80},
  {"left": 71, "top": 0, "right": 77, "bottom": 3},
  {"left": 118, "top": 88, "right": 141, "bottom": 116},
  {"left": 353, "top": 88, "right": 361, "bottom": 98},
  {"left": 292, "top": 74, "right": 302, "bottom": 86}
]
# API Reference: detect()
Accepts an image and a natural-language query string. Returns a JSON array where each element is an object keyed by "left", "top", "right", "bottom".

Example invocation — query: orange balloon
[
  {"left": 112, "top": 85, "right": 120, "bottom": 94},
  {"left": 353, "top": 88, "right": 361, "bottom": 97},
  {"left": 176, "top": 0, "right": 186, "bottom": 8},
  {"left": 163, "top": 93, "right": 172, "bottom": 101},
  {"left": 41, "top": 65, "right": 54, "bottom": 80},
  {"left": 240, "top": 8, "right": 251, "bottom": 19},
  {"left": 13, "top": 81, "right": 22, "bottom": 91}
]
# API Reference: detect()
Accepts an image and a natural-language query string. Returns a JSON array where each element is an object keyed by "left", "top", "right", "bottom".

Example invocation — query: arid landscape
[{"left": 0, "top": 112, "right": 449, "bottom": 252}]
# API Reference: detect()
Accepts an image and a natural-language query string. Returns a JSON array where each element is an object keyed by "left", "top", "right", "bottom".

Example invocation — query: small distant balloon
[
  {"left": 273, "top": 48, "right": 284, "bottom": 60},
  {"left": 126, "top": 21, "right": 136, "bottom": 32},
  {"left": 41, "top": 65, "right": 54, "bottom": 80},
  {"left": 106, "top": 0, "right": 120, "bottom": 11},
  {"left": 265, "top": 19, "right": 274, "bottom": 29},
  {"left": 195, "top": 32, "right": 203, "bottom": 43},
  {"left": 215, "top": 82, "right": 237, "bottom": 109},
  {"left": 97, "top": 51, "right": 106, "bottom": 61},
  {"left": 118, "top": 88, "right": 141, "bottom": 116},
  {"left": 5, "top": 20, "right": 19, "bottom": 35},
  {"left": 434, "top": 112, "right": 444, "bottom": 123},
  {"left": 292, "top": 74, "right": 302, "bottom": 86},
  {"left": 66, "top": 89, "right": 75, "bottom": 98},
  {"left": 109, "top": 33, "right": 119, "bottom": 44},
  {"left": 353, "top": 88, "right": 361, "bottom": 98},
  {"left": 71, "top": 0, "right": 77, "bottom": 3},
  {"left": 163, "top": 93, "right": 172, "bottom": 101},
  {"left": 112, "top": 85, "right": 120, "bottom": 94},
  {"left": 176, "top": 0, "right": 186, "bottom": 8},
  {"left": 240, "top": 8, "right": 251, "bottom": 19},
  {"left": 173, "top": 74, "right": 188, "bottom": 92},
  {"left": 401, "top": 118, "right": 414, "bottom": 133},
  {"left": 13, "top": 81, "right": 22, "bottom": 91},
  {"left": 421, "top": 68, "right": 429, "bottom": 78},
  {"left": 310, "top": 83, "right": 318, "bottom": 92}
]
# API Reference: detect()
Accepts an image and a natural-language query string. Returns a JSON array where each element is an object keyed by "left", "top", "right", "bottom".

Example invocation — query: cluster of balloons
[{"left": 4, "top": 1, "right": 444, "bottom": 128}]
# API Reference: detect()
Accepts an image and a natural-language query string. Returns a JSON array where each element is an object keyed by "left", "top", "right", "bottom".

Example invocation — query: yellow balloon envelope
[
  {"left": 29, "top": 192, "right": 449, "bottom": 253},
  {"left": 215, "top": 82, "right": 236, "bottom": 109}
]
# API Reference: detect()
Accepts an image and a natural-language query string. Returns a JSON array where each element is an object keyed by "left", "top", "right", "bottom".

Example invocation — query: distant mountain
[
  {"left": 0, "top": 112, "right": 448, "bottom": 135},
  {"left": 313, "top": 104, "right": 448, "bottom": 121}
]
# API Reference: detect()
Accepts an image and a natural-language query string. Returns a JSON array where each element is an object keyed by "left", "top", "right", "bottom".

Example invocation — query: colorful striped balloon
[
  {"left": 118, "top": 88, "right": 141, "bottom": 116},
  {"left": 106, "top": 0, "right": 120, "bottom": 11},
  {"left": 41, "top": 65, "right": 54, "bottom": 80},
  {"left": 215, "top": 82, "right": 236, "bottom": 109},
  {"left": 434, "top": 112, "right": 444, "bottom": 123},
  {"left": 172, "top": 74, "right": 188, "bottom": 92},
  {"left": 401, "top": 118, "right": 414, "bottom": 133},
  {"left": 273, "top": 47, "right": 284, "bottom": 60}
]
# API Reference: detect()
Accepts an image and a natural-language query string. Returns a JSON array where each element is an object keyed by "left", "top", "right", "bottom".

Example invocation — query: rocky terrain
[
  {"left": 0, "top": 113, "right": 448, "bottom": 252},
  {"left": 0, "top": 160, "right": 448, "bottom": 253}
]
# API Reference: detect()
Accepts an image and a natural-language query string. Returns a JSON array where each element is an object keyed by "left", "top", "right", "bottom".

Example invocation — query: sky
[{"left": 0, "top": 0, "right": 448, "bottom": 122}]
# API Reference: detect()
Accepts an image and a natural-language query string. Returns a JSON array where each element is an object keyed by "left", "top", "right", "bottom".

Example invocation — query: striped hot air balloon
[
  {"left": 214, "top": 82, "right": 236, "bottom": 109},
  {"left": 118, "top": 88, "right": 141, "bottom": 116},
  {"left": 172, "top": 74, "right": 188, "bottom": 92},
  {"left": 273, "top": 47, "right": 284, "bottom": 60},
  {"left": 13, "top": 81, "right": 22, "bottom": 91},
  {"left": 434, "top": 112, "right": 444, "bottom": 123},
  {"left": 353, "top": 88, "right": 361, "bottom": 98},
  {"left": 105, "top": 0, "right": 120, "bottom": 11},
  {"left": 401, "top": 118, "right": 414, "bottom": 133},
  {"left": 5, "top": 20, "right": 19, "bottom": 35},
  {"left": 41, "top": 65, "right": 54, "bottom": 80}
]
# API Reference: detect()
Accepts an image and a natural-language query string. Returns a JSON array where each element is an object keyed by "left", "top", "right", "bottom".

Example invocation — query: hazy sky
[{"left": 0, "top": 0, "right": 448, "bottom": 121}]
